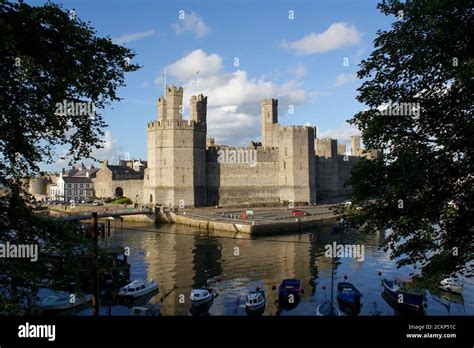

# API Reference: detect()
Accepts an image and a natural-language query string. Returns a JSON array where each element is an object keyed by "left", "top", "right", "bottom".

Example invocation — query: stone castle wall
[{"left": 71, "top": 87, "right": 374, "bottom": 207}]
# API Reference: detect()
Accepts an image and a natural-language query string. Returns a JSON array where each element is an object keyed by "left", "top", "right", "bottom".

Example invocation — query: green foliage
[
  {"left": 0, "top": 0, "right": 139, "bottom": 186},
  {"left": 338, "top": 0, "right": 473, "bottom": 279},
  {"left": 0, "top": 0, "right": 139, "bottom": 313},
  {"left": 111, "top": 197, "right": 133, "bottom": 205}
]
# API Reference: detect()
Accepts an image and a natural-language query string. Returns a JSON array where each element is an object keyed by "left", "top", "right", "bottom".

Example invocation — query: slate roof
[{"left": 62, "top": 177, "right": 93, "bottom": 184}]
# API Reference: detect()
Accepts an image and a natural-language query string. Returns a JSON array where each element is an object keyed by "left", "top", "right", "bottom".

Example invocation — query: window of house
[{"left": 80, "top": 184, "right": 83, "bottom": 188}]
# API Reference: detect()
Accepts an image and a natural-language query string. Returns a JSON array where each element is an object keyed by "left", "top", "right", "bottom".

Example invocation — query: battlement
[
  {"left": 166, "top": 85, "right": 184, "bottom": 96},
  {"left": 261, "top": 98, "right": 278, "bottom": 105},
  {"left": 147, "top": 120, "right": 206, "bottom": 131},
  {"left": 279, "top": 125, "right": 311, "bottom": 133},
  {"left": 190, "top": 94, "right": 207, "bottom": 103}
]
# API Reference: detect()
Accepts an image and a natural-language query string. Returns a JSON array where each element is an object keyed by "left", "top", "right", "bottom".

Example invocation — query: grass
[{"left": 110, "top": 197, "right": 133, "bottom": 205}]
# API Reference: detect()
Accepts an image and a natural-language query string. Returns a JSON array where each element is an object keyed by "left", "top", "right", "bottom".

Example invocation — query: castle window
[
  {"left": 283, "top": 161, "right": 286, "bottom": 169},
  {"left": 149, "top": 194, "right": 153, "bottom": 203},
  {"left": 285, "top": 148, "right": 287, "bottom": 156}
]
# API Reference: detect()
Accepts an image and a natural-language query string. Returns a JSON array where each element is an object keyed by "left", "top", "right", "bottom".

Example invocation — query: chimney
[{"left": 102, "top": 160, "right": 108, "bottom": 169}]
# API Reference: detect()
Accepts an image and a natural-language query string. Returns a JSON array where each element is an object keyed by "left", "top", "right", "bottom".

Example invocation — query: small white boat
[
  {"left": 131, "top": 304, "right": 161, "bottom": 316},
  {"left": 245, "top": 291, "right": 265, "bottom": 311},
  {"left": 39, "top": 294, "right": 92, "bottom": 310},
  {"left": 118, "top": 280, "right": 159, "bottom": 298},
  {"left": 439, "top": 278, "right": 463, "bottom": 294},
  {"left": 189, "top": 288, "right": 214, "bottom": 307}
]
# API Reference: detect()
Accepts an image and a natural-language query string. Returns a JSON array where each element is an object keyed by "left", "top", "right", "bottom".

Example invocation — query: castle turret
[
  {"left": 190, "top": 94, "right": 207, "bottom": 124},
  {"left": 158, "top": 85, "right": 183, "bottom": 121},
  {"left": 261, "top": 99, "right": 278, "bottom": 148},
  {"left": 157, "top": 97, "right": 166, "bottom": 121},
  {"left": 351, "top": 136, "right": 361, "bottom": 156}
]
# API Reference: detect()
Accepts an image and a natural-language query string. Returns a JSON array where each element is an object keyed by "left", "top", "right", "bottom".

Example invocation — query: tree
[
  {"left": 0, "top": 0, "right": 139, "bottom": 313},
  {"left": 0, "top": 0, "right": 139, "bottom": 187},
  {"left": 339, "top": 0, "right": 473, "bottom": 282}
]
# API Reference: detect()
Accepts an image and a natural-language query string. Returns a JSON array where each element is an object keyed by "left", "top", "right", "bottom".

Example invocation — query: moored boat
[
  {"left": 381, "top": 277, "right": 424, "bottom": 310},
  {"left": 337, "top": 282, "right": 362, "bottom": 308},
  {"left": 189, "top": 288, "right": 214, "bottom": 315},
  {"left": 118, "top": 279, "right": 159, "bottom": 298},
  {"left": 439, "top": 278, "right": 463, "bottom": 294},
  {"left": 39, "top": 293, "right": 92, "bottom": 310},
  {"left": 278, "top": 279, "right": 302, "bottom": 310},
  {"left": 245, "top": 290, "right": 265, "bottom": 314},
  {"left": 190, "top": 288, "right": 214, "bottom": 307}
]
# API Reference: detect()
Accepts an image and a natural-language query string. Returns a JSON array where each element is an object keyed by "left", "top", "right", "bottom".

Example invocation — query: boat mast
[{"left": 330, "top": 257, "right": 335, "bottom": 315}]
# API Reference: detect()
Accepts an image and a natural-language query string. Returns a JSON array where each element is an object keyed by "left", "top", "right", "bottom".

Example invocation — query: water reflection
[{"left": 70, "top": 222, "right": 473, "bottom": 316}]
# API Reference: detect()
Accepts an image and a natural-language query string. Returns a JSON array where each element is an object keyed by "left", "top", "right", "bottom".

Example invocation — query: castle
[{"left": 31, "top": 85, "right": 379, "bottom": 206}]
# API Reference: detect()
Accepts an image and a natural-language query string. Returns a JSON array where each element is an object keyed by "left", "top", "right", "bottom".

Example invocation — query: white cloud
[
  {"left": 318, "top": 122, "right": 360, "bottom": 144},
  {"left": 334, "top": 73, "right": 357, "bottom": 87},
  {"left": 161, "top": 49, "right": 308, "bottom": 145},
  {"left": 53, "top": 131, "right": 123, "bottom": 170},
  {"left": 166, "top": 49, "right": 222, "bottom": 82},
  {"left": 91, "top": 131, "right": 122, "bottom": 162},
  {"left": 172, "top": 12, "right": 210, "bottom": 38},
  {"left": 112, "top": 29, "right": 156, "bottom": 44},
  {"left": 282, "top": 22, "right": 361, "bottom": 56},
  {"left": 294, "top": 63, "right": 308, "bottom": 78},
  {"left": 140, "top": 81, "right": 150, "bottom": 88}
]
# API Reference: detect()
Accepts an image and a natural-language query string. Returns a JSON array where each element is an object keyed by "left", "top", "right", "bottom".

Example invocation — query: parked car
[
  {"left": 292, "top": 209, "right": 309, "bottom": 216},
  {"left": 92, "top": 200, "right": 103, "bottom": 206}
]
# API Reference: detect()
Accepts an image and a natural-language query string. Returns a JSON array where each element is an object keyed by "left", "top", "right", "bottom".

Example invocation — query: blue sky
[{"left": 32, "top": 0, "right": 395, "bottom": 170}]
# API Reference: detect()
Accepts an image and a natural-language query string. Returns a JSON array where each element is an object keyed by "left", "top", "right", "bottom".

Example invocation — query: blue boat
[
  {"left": 381, "top": 277, "right": 424, "bottom": 310},
  {"left": 337, "top": 282, "right": 362, "bottom": 308},
  {"left": 278, "top": 279, "right": 302, "bottom": 310}
]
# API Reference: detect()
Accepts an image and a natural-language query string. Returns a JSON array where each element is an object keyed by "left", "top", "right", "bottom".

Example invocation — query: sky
[{"left": 31, "top": 0, "right": 395, "bottom": 170}]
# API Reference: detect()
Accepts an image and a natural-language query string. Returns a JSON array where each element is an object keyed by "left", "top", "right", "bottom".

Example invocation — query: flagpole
[
  {"left": 164, "top": 68, "right": 167, "bottom": 95},
  {"left": 196, "top": 70, "right": 200, "bottom": 93}
]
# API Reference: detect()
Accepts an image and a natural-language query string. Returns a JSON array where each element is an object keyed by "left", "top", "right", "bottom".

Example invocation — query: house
[{"left": 49, "top": 173, "right": 94, "bottom": 202}]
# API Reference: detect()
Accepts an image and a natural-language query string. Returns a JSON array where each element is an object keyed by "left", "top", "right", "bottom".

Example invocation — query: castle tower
[
  {"left": 351, "top": 136, "right": 361, "bottom": 156},
  {"left": 190, "top": 94, "right": 207, "bottom": 124},
  {"left": 277, "top": 125, "right": 316, "bottom": 205},
  {"left": 144, "top": 86, "right": 207, "bottom": 207},
  {"left": 261, "top": 99, "right": 278, "bottom": 148},
  {"left": 164, "top": 85, "right": 183, "bottom": 121},
  {"left": 157, "top": 97, "right": 166, "bottom": 120}
]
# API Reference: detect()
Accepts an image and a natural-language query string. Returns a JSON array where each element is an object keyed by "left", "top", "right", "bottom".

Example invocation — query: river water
[{"left": 76, "top": 221, "right": 472, "bottom": 316}]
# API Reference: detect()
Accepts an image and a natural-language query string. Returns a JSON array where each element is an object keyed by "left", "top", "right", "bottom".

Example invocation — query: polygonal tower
[
  {"left": 143, "top": 85, "right": 207, "bottom": 207},
  {"left": 261, "top": 99, "right": 278, "bottom": 148}
]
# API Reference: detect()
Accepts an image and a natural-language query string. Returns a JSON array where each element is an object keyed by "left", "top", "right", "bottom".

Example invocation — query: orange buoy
[
  {"left": 322, "top": 285, "right": 326, "bottom": 290},
  {"left": 344, "top": 274, "right": 348, "bottom": 280},
  {"left": 377, "top": 270, "right": 382, "bottom": 276}
]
